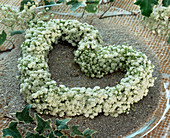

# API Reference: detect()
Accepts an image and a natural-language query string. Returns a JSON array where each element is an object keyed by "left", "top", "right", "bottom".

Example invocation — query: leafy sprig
[
  {"left": 162, "top": 0, "right": 170, "bottom": 7},
  {"left": 0, "top": 30, "right": 7, "bottom": 45},
  {"left": 134, "top": 0, "right": 159, "bottom": 17},
  {"left": 2, "top": 122, "right": 22, "bottom": 138},
  {"left": 2, "top": 105, "right": 96, "bottom": 138},
  {"left": 43, "top": 0, "right": 56, "bottom": 11},
  {"left": 67, "top": 0, "right": 85, "bottom": 12},
  {"left": 85, "top": 1, "right": 100, "bottom": 13}
]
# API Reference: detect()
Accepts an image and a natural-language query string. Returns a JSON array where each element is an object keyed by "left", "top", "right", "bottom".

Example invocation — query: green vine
[{"left": 2, "top": 105, "right": 96, "bottom": 138}]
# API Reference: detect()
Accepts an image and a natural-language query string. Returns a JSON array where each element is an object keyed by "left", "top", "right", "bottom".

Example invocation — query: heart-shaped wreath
[{"left": 18, "top": 19, "right": 156, "bottom": 119}]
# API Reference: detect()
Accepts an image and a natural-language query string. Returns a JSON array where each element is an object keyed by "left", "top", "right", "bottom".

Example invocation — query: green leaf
[
  {"left": 66, "top": 0, "right": 85, "bottom": 12},
  {"left": 0, "top": 30, "right": 7, "bottom": 45},
  {"left": 35, "top": 113, "right": 52, "bottom": 134},
  {"left": 11, "top": 30, "right": 25, "bottom": 36},
  {"left": 134, "top": 0, "right": 159, "bottom": 17},
  {"left": 50, "top": 1, "right": 56, "bottom": 5},
  {"left": 54, "top": 130, "right": 64, "bottom": 137},
  {"left": 86, "top": 1, "right": 100, "bottom": 4},
  {"left": 56, "top": 0, "right": 66, "bottom": 3},
  {"left": 44, "top": 0, "right": 56, "bottom": 5},
  {"left": 2, "top": 122, "right": 22, "bottom": 138},
  {"left": 162, "top": 0, "right": 170, "bottom": 7},
  {"left": 44, "top": 0, "right": 50, "bottom": 5},
  {"left": 83, "top": 128, "right": 96, "bottom": 138},
  {"left": 85, "top": 1, "right": 99, "bottom": 13},
  {"left": 20, "top": 0, "right": 35, "bottom": 11},
  {"left": 167, "top": 36, "right": 170, "bottom": 44},
  {"left": 71, "top": 125, "right": 83, "bottom": 137},
  {"left": 70, "top": 2, "right": 85, "bottom": 12},
  {"left": 66, "top": 0, "right": 77, "bottom": 5},
  {"left": 48, "top": 131, "right": 55, "bottom": 138},
  {"left": 55, "top": 118, "right": 71, "bottom": 130},
  {"left": 44, "top": 0, "right": 56, "bottom": 10},
  {"left": 16, "top": 104, "right": 34, "bottom": 123},
  {"left": 25, "top": 132, "right": 46, "bottom": 138}
]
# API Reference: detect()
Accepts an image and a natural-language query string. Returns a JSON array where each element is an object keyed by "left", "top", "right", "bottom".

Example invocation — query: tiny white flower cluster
[
  {"left": 18, "top": 19, "right": 156, "bottom": 119},
  {"left": 145, "top": 6, "right": 170, "bottom": 37},
  {"left": 0, "top": 3, "right": 50, "bottom": 33}
]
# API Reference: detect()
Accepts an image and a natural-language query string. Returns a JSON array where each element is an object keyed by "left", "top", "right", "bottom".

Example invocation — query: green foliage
[
  {"left": 70, "top": 126, "right": 96, "bottom": 138},
  {"left": 66, "top": 0, "right": 85, "bottom": 12},
  {"left": 55, "top": 118, "right": 71, "bottom": 130},
  {"left": 162, "top": 0, "right": 170, "bottom": 7},
  {"left": 43, "top": 0, "right": 56, "bottom": 10},
  {"left": 35, "top": 113, "right": 51, "bottom": 134},
  {"left": 48, "top": 131, "right": 55, "bottom": 138},
  {"left": 56, "top": 0, "right": 66, "bottom": 3},
  {"left": 85, "top": 1, "right": 99, "bottom": 13},
  {"left": 54, "top": 130, "right": 64, "bottom": 137},
  {"left": 0, "top": 30, "right": 7, "bottom": 45},
  {"left": 83, "top": 128, "right": 96, "bottom": 138},
  {"left": 134, "top": 0, "right": 159, "bottom": 17},
  {"left": 2, "top": 105, "right": 96, "bottom": 137},
  {"left": 71, "top": 125, "right": 83, "bottom": 137},
  {"left": 86, "top": 0, "right": 100, "bottom": 4},
  {"left": 16, "top": 104, "right": 34, "bottom": 123},
  {"left": 20, "top": 0, "right": 35, "bottom": 11},
  {"left": 2, "top": 122, "right": 22, "bottom": 138},
  {"left": 25, "top": 132, "right": 46, "bottom": 138},
  {"left": 11, "top": 30, "right": 25, "bottom": 36},
  {"left": 65, "top": 0, "right": 100, "bottom": 13}
]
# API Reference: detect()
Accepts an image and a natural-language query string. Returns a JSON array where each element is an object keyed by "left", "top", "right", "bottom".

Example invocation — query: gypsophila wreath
[{"left": 18, "top": 19, "right": 156, "bottom": 119}]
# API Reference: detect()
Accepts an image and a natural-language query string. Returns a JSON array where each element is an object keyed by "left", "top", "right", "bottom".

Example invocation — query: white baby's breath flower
[{"left": 17, "top": 18, "right": 155, "bottom": 119}]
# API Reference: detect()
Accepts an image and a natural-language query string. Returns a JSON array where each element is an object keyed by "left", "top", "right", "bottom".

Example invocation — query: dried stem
[
  {"left": 62, "top": 130, "right": 72, "bottom": 137},
  {"left": 81, "top": 7, "right": 85, "bottom": 18},
  {"left": 3, "top": 114, "right": 37, "bottom": 125},
  {"left": 99, "top": 2, "right": 114, "bottom": 19},
  {"left": 4, "top": 115, "right": 17, "bottom": 121},
  {"left": 99, "top": 11, "right": 139, "bottom": 19},
  {"left": 99, "top": 2, "right": 139, "bottom": 19}
]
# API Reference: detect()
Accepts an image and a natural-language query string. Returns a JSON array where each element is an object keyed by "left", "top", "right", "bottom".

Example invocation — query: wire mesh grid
[{"left": 0, "top": 0, "right": 169, "bottom": 137}]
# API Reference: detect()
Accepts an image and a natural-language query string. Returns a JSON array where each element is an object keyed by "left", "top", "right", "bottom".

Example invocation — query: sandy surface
[{"left": 0, "top": 18, "right": 161, "bottom": 137}]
